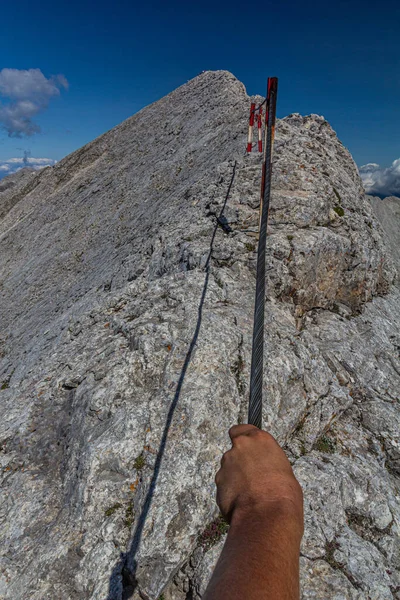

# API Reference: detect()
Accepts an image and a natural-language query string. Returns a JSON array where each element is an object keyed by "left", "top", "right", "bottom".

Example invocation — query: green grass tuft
[
  {"left": 244, "top": 242, "right": 256, "bottom": 252},
  {"left": 198, "top": 516, "right": 229, "bottom": 550},
  {"left": 314, "top": 434, "right": 336, "bottom": 454},
  {"left": 125, "top": 499, "right": 134, "bottom": 528},
  {"left": 333, "top": 188, "right": 342, "bottom": 203},
  {"left": 333, "top": 205, "right": 345, "bottom": 217},
  {"left": 105, "top": 503, "right": 122, "bottom": 517},
  {"left": 133, "top": 454, "right": 145, "bottom": 470}
]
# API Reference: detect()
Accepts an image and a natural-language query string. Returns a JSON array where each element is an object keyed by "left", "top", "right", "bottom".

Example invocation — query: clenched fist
[
  {"left": 204, "top": 425, "right": 304, "bottom": 600},
  {"left": 215, "top": 424, "right": 303, "bottom": 534}
]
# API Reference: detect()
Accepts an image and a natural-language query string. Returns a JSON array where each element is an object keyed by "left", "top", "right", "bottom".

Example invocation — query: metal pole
[{"left": 248, "top": 77, "right": 278, "bottom": 429}]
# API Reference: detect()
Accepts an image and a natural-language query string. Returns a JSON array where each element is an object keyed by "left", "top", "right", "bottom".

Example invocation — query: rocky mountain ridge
[
  {"left": 0, "top": 71, "right": 399, "bottom": 600},
  {"left": 369, "top": 195, "right": 400, "bottom": 277}
]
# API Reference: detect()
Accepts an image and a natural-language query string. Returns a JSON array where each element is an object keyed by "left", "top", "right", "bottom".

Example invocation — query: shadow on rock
[{"left": 107, "top": 162, "right": 237, "bottom": 599}]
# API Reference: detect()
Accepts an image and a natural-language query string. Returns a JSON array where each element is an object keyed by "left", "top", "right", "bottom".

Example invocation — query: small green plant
[
  {"left": 198, "top": 516, "right": 229, "bottom": 550},
  {"left": 333, "top": 188, "right": 342, "bottom": 203},
  {"left": 1, "top": 369, "right": 14, "bottom": 390},
  {"left": 133, "top": 454, "right": 145, "bottom": 470},
  {"left": 333, "top": 205, "right": 345, "bottom": 217},
  {"left": 244, "top": 242, "right": 256, "bottom": 252},
  {"left": 346, "top": 510, "right": 368, "bottom": 531},
  {"left": 214, "top": 274, "right": 224, "bottom": 289},
  {"left": 105, "top": 503, "right": 122, "bottom": 517},
  {"left": 287, "top": 235, "right": 294, "bottom": 241},
  {"left": 314, "top": 434, "right": 336, "bottom": 454},
  {"left": 125, "top": 499, "right": 134, "bottom": 528}
]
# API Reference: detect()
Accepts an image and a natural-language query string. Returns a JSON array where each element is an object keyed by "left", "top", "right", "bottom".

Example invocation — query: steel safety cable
[{"left": 248, "top": 77, "right": 278, "bottom": 429}]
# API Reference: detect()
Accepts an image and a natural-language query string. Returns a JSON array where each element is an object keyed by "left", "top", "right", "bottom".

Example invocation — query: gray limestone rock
[
  {"left": 0, "top": 71, "right": 399, "bottom": 600},
  {"left": 369, "top": 195, "right": 400, "bottom": 279}
]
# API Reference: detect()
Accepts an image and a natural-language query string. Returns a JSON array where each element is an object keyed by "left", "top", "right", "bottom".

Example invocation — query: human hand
[{"left": 215, "top": 425, "right": 303, "bottom": 534}]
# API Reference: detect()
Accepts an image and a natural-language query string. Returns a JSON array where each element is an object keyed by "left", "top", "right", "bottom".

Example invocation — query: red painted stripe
[
  {"left": 247, "top": 142, "right": 252, "bottom": 153},
  {"left": 249, "top": 103, "right": 256, "bottom": 126}
]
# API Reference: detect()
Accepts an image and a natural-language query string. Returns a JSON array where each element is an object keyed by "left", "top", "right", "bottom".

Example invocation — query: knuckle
[
  {"left": 229, "top": 424, "right": 257, "bottom": 439},
  {"left": 228, "top": 425, "right": 240, "bottom": 439},
  {"left": 248, "top": 427, "right": 262, "bottom": 437},
  {"left": 222, "top": 449, "right": 233, "bottom": 463},
  {"left": 254, "top": 428, "right": 275, "bottom": 445},
  {"left": 231, "top": 436, "right": 245, "bottom": 449}
]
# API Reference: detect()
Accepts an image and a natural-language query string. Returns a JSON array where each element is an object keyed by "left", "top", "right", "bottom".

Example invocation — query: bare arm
[{"left": 203, "top": 425, "right": 304, "bottom": 600}]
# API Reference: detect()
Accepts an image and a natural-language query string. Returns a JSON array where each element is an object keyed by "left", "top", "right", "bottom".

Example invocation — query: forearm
[{"left": 203, "top": 502, "right": 302, "bottom": 600}]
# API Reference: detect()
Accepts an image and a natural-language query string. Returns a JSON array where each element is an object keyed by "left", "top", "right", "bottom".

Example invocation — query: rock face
[
  {"left": 0, "top": 71, "right": 399, "bottom": 600},
  {"left": 0, "top": 167, "right": 38, "bottom": 220},
  {"left": 369, "top": 195, "right": 400, "bottom": 275}
]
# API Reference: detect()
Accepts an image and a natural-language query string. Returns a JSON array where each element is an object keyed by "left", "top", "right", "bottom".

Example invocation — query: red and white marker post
[
  {"left": 257, "top": 107, "right": 263, "bottom": 153},
  {"left": 246, "top": 102, "right": 265, "bottom": 153},
  {"left": 247, "top": 103, "right": 256, "bottom": 153}
]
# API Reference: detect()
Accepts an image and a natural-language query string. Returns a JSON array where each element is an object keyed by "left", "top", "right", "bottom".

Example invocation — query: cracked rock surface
[{"left": 0, "top": 71, "right": 399, "bottom": 599}]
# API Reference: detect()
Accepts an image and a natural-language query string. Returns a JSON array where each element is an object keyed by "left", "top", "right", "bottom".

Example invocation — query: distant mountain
[
  {"left": 0, "top": 168, "right": 37, "bottom": 218},
  {"left": 0, "top": 157, "right": 56, "bottom": 181},
  {"left": 369, "top": 194, "right": 400, "bottom": 278}
]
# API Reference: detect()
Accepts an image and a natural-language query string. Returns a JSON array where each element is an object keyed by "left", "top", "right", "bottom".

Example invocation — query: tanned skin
[{"left": 203, "top": 425, "right": 304, "bottom": 600}]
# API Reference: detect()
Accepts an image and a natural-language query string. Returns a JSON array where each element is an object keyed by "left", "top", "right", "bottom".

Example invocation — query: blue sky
[{"left": 0, "top": 0, "right": 398, "bottom": 191}]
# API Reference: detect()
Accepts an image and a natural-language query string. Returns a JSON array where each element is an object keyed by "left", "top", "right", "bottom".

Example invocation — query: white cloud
[
  {"left": 0, "top": 156, "right": 56, "bottom": 179},
  {"left": 0, "top": 68, "right": 68, "bottom": 137},
  {"left": 359, "top": 160, "right": 400, "bottom": 198},
  {"left": 26, "top": 157, "right": 54, "bottom": 165},
  {"left": 0, "top": 69, "right": 68, "bottom": 100}
]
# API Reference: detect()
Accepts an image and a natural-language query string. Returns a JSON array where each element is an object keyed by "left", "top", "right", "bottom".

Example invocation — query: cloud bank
[
  {"left": 0, "top": 68, "right": 68, "bottom": 137},
  {"left": 359, "top": 160, "right": 400, "bottom": 198},
  {"left": 0, "top": 156, "right": 56, "bottom": 179}
]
